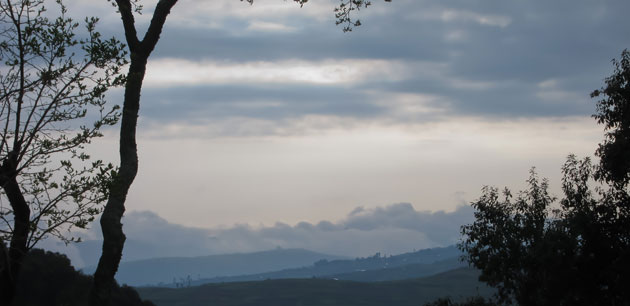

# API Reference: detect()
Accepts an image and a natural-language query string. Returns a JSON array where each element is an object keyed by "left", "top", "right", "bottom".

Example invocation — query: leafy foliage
[
  {"left": 592, "top": 49, "right": 630, "bottom": 187},
  {"left": 462, "top": 158, "right": 630, "bottom": 305},
  {"left": 460, "top": 50, "right": 630, "bottom": 306},
  {"left": 0, "top": 0, "right": 126, "bottom": 247},
  {"left": 461, "top": 170, "right": 561, "bottom": 305}
]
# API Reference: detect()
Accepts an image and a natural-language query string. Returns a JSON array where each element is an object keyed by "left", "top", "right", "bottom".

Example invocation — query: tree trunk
[
  {"left": 0, "top": 238, "right": 10, "bottom": 300},
  {"left": 89, "top": 56, "right": 146, "bottom": 306},
  {"left": 0, "top": 174, "right": 30, "bottom": 305},
  {"left": 89, "top": 1, "right": 178, "bottom": 305}
]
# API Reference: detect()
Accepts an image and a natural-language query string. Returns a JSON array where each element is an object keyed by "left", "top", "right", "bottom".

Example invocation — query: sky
[{"left": 42, "top": 0, "right": 630, "bottom": 265}]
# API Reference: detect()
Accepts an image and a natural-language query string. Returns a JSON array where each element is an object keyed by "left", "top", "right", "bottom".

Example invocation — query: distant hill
[
  {"left": 137, "top": 267, "right": 494, "bottom": 306},
  {"left": 76, "top": 238, "right": 221, "bottom": 268},
  {"left": 188, "top": 245, "right": 463, "bottom": 286},
  {"left": 325, "top": 256, "right": 467, "bottom": 282},
  {"left": 82, "top": 248, "right": 347, "bottom": 286}
]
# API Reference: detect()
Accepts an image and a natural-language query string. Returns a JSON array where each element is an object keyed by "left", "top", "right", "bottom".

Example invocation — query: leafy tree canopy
[
  {"left": 460, "top": 50, "right": 630, "bottom": 305},
  {"left": 592, "top": 49, "right": 630, "bottom": 188}
]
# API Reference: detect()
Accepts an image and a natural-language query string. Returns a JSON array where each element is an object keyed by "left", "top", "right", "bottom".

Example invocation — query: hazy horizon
[{"left": 42, "top": 203, "right": 472, "bottom": 268}]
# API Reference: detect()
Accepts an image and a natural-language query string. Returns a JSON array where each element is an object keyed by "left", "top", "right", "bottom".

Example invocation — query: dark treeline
[{"left": 13, "top": 249, "right": 154, "bottom": 306}]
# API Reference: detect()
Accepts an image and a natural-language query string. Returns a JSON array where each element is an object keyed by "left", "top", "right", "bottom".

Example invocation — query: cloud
[
  {"left": 439, "top": 10, "right": 512, "bottom": 28},
  {"left": 344, "top": 203, "right": 474, "bottom": 245},
  {"left": 71, "top": 204, "right": 473, "bottom": 268},
  {"left": 143, "top": 58, "right": 408, "bottom": 87},
  {"left": 407, "top": 8, "right": 512, "bottom": 28},
  {"left": 247, "top": 21, "right": 299, "bottom": 33},
  {"left": 117, "top": 0, "right": 630, "bottom": 129},
  {"left": 161, "top": 0, "right": 333, "bottom": 29}
]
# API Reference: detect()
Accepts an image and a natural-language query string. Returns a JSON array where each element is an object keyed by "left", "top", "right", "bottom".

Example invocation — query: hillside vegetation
[
  {"left": 14, "top": 249, "right": 153, "bottom": 306},
  {"left": 138, "top": 267, "right": 492, "bottom": 306}
]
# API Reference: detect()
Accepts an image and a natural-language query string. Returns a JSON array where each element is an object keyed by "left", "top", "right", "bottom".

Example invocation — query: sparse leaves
[
  {"left": 0, "top": 0, "right": 126, "bottom": 248},
  {"left": 334, "top": 0, "right": 371, "bottom": 32},
  {"left": 240, "top": 0, "right": 390, "bottom": 32}
]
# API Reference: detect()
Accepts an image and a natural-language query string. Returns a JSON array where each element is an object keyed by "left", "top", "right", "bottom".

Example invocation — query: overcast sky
[{"left": 48, "top": 0, "right": 630, "bottom": 261}]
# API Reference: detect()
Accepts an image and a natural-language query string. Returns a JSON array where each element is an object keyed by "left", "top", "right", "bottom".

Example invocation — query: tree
[
  {"left": 460, "top": 50, "right": 630, "bottom": 305},
  {"left": 462, "top": 159, "right": 630, "bottom": 305},
  {"left": 591, "top": 49, "right": 630, "bottom": 188},
  {"left": 0, "top": 0, "right": 126, "bottom": 303},
  {"left": 89, "top": 0, "right": 389, "bottom": 305},
  {"left": 461, "top": 167, "right": 580, "bottom": 305}
]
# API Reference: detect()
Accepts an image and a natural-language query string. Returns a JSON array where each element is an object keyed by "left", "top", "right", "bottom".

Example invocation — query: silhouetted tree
[
  {"left": 90, "top": 1, "right": 390, "bottom": 305},
  {"left": 461, "top": 167, "right": 579, "bottom": 305},
  {"left": 460, "top": 50, "right": 630, "bottom": 305},
  {"left": 0, "top": 0, "right": 125, "bottom": 303},
  {"left": 592, "top": 49, "right": 630, "bottom": 188}
]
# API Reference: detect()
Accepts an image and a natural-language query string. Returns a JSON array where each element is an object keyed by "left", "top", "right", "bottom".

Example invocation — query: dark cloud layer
[
  {"left": 140, "top": 84, "right": 382, "bottom": 121},
  {"left": 125, "top": 0, "right": 630, "bottom": 130}
]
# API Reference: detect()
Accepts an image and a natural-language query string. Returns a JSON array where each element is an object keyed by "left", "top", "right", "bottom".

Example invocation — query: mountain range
[
  {"left": 82, "top": 248, "right": 347, "bottom": 286},
  {"left": 188, "top": 245, "right": 464, "bottom": 286},
  {"left": 84, "top": 245, "right": 463, "bottom": 287}
]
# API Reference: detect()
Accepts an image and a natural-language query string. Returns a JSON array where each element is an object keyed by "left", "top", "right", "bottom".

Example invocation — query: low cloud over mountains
[{"left": 58, "top": 203, "right": 474, "bottom": 268}]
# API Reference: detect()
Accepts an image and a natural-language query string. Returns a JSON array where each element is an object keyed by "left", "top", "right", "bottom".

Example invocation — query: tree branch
[
  {"left": 114, "top": 0, "right": 140, "bottom": 52},
  {"left": 139, "top": 0, "right": 178, "bottom": 56}
]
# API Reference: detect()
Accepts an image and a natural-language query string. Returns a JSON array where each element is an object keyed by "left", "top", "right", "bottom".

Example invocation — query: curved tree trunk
[
  {"left": 0, "top": 162, "right": 30, "bottom": 305},
  {"left": 89, "top": 56, "right": 146, "bottom": 306},
  {"left": 89, "top": 1, "right": 178, "bottom": 305}
]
